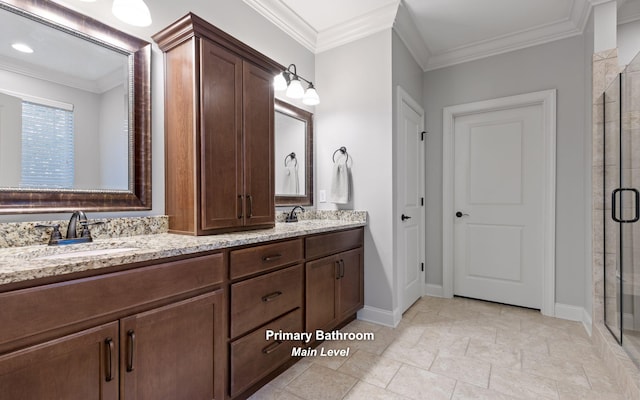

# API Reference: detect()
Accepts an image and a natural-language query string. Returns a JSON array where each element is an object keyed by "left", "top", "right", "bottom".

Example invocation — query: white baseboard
[
  {"left": 582, "top": 308, "right": 593, "bottom": 337},
  {"left": 357, "top": 305, "right": 400, "bottom": 327},
  {"left": 555, "top": 303, "right": 592, "bottom": 336},
  {"left": 424, "top": 284, "right": 444, "bottom": 297}
]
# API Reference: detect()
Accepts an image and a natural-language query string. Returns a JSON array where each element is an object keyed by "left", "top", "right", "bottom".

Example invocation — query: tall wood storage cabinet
[{"left": 153, "top": 14, "right": 281, "bottom": 235}]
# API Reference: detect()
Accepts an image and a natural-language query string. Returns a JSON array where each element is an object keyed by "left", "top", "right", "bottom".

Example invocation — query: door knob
[
  {"left": 401, "top": 214, "right": 411, "bottom": 221},
  {"left": 455, "top": 211, "right": 469, "bottom": 218}
]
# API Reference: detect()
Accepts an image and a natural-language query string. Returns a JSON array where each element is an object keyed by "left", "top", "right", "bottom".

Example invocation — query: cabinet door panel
[
  {"left": 200, "top": 39, "right": 244, "bottom": 231},
  {"left": 121, "top": 290, "right": 225, "bottom": 400},
  {"left": 338, "top": 248, "right": 364, "bottom": 319},
  {"left": 243, "top": 61, "right": 274, "bottom": 227},
  {"left": 305, "top": 256, "right": 339, "bottom": 332},
  {"left": 0, "top": 322, "right": 118, "bottom": 400}
]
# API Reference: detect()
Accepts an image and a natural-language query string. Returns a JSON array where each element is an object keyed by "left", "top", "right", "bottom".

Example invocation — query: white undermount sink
[{"left": 35, "top": 247, "right": 139, "bottom": 260}]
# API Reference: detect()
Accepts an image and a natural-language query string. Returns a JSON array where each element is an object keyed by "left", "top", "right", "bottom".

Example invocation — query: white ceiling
[{"left": 244, "top": 0, "right": 640, "bottom": 71}]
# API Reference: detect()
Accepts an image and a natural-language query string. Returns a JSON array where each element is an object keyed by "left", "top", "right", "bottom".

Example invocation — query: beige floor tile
[
  {"left": 556, "top": 382, "right": 625, "bottom": 400},
  {"left": 381, "top": 338, "right": 437, "bottom": 369},
  {"left": 582, "top": 359, "right": 623, "bottom": 393},
  {"left": 452, "top": 381, "right": 522, "bottom": 400},
  {"left": 387, "top": 364, "right": 456, "bottom": 400},
  {"left": 341, "top": 319, "right": 383, "bottom": 334},
  {"left": 521, "top": 350, "right": 590, "bottom": 388},
  {"left": 336, "top": 349, "right": 402, "bottom": 388},
  {"left": 449, "top": 320, "right": 498, "bottom": 343},
  {"left": 306, "top": 341, "right": 353, "bottom": 370},
  {"left": 248, "top": 384, "right": 304, "bottom": 400},
  {"left": 391, "top": 324, "right": 427, "bottom": 345},
  {"left": 351, "top": 326, "right": 395, "bottom": 355},
  {"left": 285, "top": 364, "right": 357, "bottom": 400},
  {"left": 466, "top": 338, "right": 522, "bottom": 369},
  {"left": 419, "top": 331, "right": 471, "bottom": 357},
  {"left": 343, "top": 381, "right": 410, "bottom": 399},
  {"left": 490, "top": 366, "right": 559, "bottom": 399},
  {"left": 547, "top": 338, "right": 601, "bottom": 364},
  {"left": 268, "top": 357, "right": 314, "bottom": 388},
  {"left": 495, "top": 330, "right": 549, "bottom": 355},
  {"left": 430, "top": 354, "right": 491, "bottom": 388}
]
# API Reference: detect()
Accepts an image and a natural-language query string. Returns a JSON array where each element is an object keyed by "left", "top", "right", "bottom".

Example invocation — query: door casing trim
[{"left": 442, "top": 89, "right": 556, "bottom": 316}]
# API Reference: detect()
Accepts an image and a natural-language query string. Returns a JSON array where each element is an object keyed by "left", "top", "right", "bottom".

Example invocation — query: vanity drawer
[
  {"left": 0, "top": 253, "right": 224, "bottom": 350},
  {"left": 305, "top": 228, "right": 364, "bottom": 260},
  {"left": 230, "top": 308, "right": 302, "bottom": 397},
  {"left": 230, "top": 264, "right": 302, "bottom": 338},
  {"left": 230, "top": 238, "right": 303, "bottom": 279}
]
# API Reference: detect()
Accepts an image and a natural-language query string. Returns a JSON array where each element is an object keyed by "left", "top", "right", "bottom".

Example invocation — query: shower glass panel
[{"left": 604, "top": 50, "right": 640, "bottom": 367}]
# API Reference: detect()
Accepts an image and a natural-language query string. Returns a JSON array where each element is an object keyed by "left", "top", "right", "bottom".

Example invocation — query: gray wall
[
  {"left": 316, "top": 30, "right": 395, "bottom": 316},
  {"left": 424, "top": 35, "right": 589, "bottom": 308}
]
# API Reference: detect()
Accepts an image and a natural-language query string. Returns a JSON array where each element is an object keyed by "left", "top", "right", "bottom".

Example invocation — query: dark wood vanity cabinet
[
  {"left": 153, "top": 14, "right": 281, "bottom": 235},
  {"left": 0, "top": 254, "right": 226, "bottom": 400},
  {"left": 305, "top": 229, "right": 364, "bottom": 333}
]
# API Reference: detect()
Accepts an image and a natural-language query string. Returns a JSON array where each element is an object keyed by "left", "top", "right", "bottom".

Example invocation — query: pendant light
[
  {"left": 273, "top": 64, "right": 319, "bottom": 105},
  {"left": 112, "top": 0, "right": 152, "bottom": 27}
]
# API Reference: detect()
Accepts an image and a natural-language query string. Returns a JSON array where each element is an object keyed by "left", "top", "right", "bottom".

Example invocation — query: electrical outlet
[{"left": 319, "top": 190, "right": 326, "bottom": 202}]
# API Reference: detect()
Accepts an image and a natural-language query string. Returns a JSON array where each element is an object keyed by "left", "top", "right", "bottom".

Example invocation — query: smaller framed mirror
[{"left": 275, "top": 99, "right": 313, "bottom": 206}]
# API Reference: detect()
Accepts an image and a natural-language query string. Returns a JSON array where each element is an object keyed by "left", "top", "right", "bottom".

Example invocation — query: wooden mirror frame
[
  {"left": 275, "top": 99, "right": 313, "bottom": 206},
  {"left": 0, "top": 0, "right": 151, "bottom": 214}
]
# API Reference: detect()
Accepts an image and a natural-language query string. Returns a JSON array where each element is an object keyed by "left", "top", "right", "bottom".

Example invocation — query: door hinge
[
  {"left": 420, "top": 262, "right": 424, "bottom": 272},
  {"left": 421, "top": 197, "right": 424, "bottom": 206},
  {"left": 421, "top": 131, "right": 427, "bottom": 141}
]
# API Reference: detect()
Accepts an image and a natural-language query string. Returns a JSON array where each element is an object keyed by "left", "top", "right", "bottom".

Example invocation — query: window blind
[{"left": 20, "top": 101, "right": 74, "bottom": 189}]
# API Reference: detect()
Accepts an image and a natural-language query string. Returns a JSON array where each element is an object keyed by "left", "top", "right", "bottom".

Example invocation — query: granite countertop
[{"left": 0, "top": 219, "right": 365, "bottom": 286}]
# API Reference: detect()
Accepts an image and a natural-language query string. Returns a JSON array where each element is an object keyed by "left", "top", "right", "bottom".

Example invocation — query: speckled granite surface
[
  {"left": 0, "top": 216, "right": 169, "bottom": 248},
  {"left": 275, "top": 210, "right": 367, "bottom": 223},
  {"left": 0, "top": 213, "right": 367, "bottom": 286}
]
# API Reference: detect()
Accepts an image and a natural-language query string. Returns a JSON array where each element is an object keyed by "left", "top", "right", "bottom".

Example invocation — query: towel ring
[
  {"left": 284, "top": 152, "right": 297, "bottom": 167},
  {"left": 332, "top": 146, "right": 349, "bottom": 163}
]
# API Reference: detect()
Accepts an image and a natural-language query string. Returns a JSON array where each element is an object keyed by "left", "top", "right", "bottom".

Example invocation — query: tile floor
[{"left": 249, "top": 296, "right": 625, "bottom": 400}]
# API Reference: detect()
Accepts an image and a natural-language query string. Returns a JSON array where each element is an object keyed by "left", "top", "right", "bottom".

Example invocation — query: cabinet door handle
[
  {"left": 335, "top": 261, "right": 341, "bottom": 280},
  {"left": 262, "top": 254, "right": 282, "bottom": 262},
  {"left": 247, "top": 195, "right": 253, "bottom": 218},
  {"left": 262, "top": 340, "right": 283, "bottom": 354},
  {"left": 126, "top": 330, "right": 135, "bottom": 372},
  {"left": 340, "top": 260, "right": 345, "bottom": 278},
  {"left": 237, "top": 195, "right": 243, "bottom": 219},
  {"left": 105, "top": 337, "right": 114, "bottom": 382},
  {"left": 262, "top": 291, "right": 283, "bottom": 302}
]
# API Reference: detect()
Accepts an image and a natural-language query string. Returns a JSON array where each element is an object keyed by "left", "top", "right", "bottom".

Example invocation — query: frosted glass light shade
[
  {"left": 286, "top": 78, "right": 304, "bottom": 99},
  {"left": 302, "top": 87, "right": 319, "bottom": 105},
  {"left": 112, "top": 0, "right": 152, "bottom": 27},
  {"left": 273, "top": 73, "right": 288, "bottom": 91}
]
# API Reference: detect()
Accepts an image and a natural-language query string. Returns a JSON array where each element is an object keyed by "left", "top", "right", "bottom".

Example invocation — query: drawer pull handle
[
  {"left": 335, "top": 261, "right": 340, "bottom": 280},
  {"left": 126, "top": 330, "right": 135, "bottom": 372},
  {"left": 262, "top": 254, "right": 282, "bottom": 262},
  {"left": 340, "top": 260, "right": 345, "bottom": 278},
  {"left": 105, "top": 337, "right": 114, "bottom": 382},
  {"left": 247, "top": 195, "right": 253, "bottom": 218},
  {"left": 262, "top": 340, "right": 283, "bottom": 354},
  {"left": 262, "top": 291, "right": 283, "bottom": 302}
]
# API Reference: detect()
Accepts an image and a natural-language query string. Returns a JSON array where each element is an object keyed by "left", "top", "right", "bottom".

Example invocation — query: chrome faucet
[
  {"left": 66, "top": 210, "right": 88, "bottom": 239},
  {"left": 285, "top": 206, "right": 305, "bottom": 223}
]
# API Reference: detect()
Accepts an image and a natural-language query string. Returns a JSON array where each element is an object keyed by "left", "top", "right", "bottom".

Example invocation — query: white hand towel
[
  {"left": 330, "top": 159, "right": 349, "bottom": 204},
  {"left": 283, "top": 164, "right": 299, "bottom": 194}
]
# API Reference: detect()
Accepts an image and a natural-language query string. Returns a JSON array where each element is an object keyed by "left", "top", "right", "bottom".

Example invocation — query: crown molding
[
  {"left": 423, "top": 0, "right": 592, "bottom": 70},
  {"left": 393, "top": 1, "right": 429, "bottom": 70},
  {"left": 242, "top": 0, "right": 317, "bottom": 52},
  {"left": 243, "top": 0, "right": 400, "bottom": 54},
  {"left": 315, "top": 2, "right": 400, "bottom": 53}
]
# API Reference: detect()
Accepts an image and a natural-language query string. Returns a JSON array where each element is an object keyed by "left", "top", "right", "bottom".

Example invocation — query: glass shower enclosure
[{"left": 604, "top": 51, "right": 640, "bottom": 367}]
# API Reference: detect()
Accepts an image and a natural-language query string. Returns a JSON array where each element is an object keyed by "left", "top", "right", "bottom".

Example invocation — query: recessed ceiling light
[{"left": 12, "top": 43, "right": 33, "bottom": 53}]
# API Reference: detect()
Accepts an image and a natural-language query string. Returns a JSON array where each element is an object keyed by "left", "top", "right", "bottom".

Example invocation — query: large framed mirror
[
  {"left": 0, "top": 0, "right": 151, "bottom": 213},
  {"left": 275, "top": 99, "right": 313, "bottom": 206}
]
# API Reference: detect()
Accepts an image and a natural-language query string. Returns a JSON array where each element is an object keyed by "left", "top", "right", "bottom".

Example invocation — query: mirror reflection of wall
[
  {"left": 0, "top": 5, "right": 129, "bottom": 191},
  {"left": 275, "top": 110, "right": 306, "bottom": 196}
]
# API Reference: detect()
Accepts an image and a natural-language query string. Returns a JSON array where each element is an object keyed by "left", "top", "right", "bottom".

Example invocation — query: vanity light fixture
[
  {"left": 274, "top": 64, "right": 320, "bottom": 105},
  {"left": 11, "top": 43, "right": 33, "bottom": 53},
  {"left": 112, "top": 0, "right": 152, "bottom": 27}
]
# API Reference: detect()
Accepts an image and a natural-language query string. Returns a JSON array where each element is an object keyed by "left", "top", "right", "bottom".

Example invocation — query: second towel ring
[
  {"left": 284, "top": 152, "right": 297, "bottom": 167},
  {"left": 332, "top": 146, "right": 349, "bottom": 163}
]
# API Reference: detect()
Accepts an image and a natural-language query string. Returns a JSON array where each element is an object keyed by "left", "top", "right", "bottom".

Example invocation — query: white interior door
[
  {"left": 397, "top": 87, "right": 425, "bottom": 314},
  {"left": 453, "top": 104, "right": 545, "bottom": 309}
]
